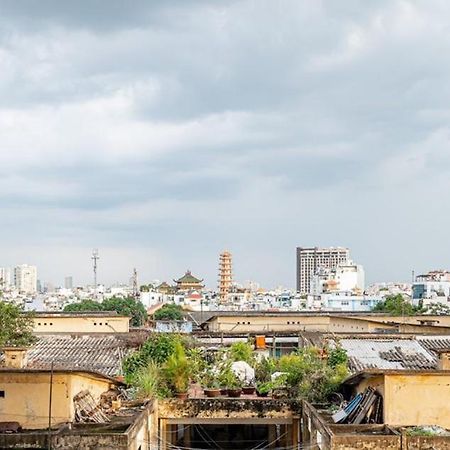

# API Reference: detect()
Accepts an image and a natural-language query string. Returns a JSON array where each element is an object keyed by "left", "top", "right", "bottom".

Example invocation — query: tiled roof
[
  {"left": 339, "top": 338, "right": 438, "bottom": 372},
  {"left": 174, "top": 271, "right": 203, "bottom": 284},
  {"left": 24, "top": 334, "right": 141, "bottom": 377},
  {"left": 416, "top": 335, "right": 450, "bottom": 356}
]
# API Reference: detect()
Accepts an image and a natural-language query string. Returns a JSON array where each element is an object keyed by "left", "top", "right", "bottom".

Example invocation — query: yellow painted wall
[
  {"left": 354, "top": 314, "right": 450, "bottom": 328},
  {"left": 383, "top": 374, "right": 450, "bottom": 428},
  {"left": 208, "top": 315, "right": 399, "bottom": 333},
  {"left": 33, "top": 315, "right": 129, "bottom": 333},
  {"left": 208, "top": 315, "right": 331, "bottom": 333},
  {"left": 0, "top": 372, "right": 113, "bottom": 429}
]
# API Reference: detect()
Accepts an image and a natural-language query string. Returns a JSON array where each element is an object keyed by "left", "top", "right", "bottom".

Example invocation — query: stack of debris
[
  {"left": 332, "top": 387, "right": 383, "bottom": 425},
  {"left": 74, "top": 390, "right": 110, "bottom": 423}
]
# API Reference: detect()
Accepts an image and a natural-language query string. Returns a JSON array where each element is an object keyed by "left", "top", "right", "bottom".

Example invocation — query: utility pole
[
  {"left": 92, "top": 249, "right": 100, "bottom": 297},
  {"left": 47, "top": 362, "right": 54, "bottom": 450}
]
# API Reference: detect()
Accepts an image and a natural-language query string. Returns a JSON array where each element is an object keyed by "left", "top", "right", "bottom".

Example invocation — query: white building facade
[
  {"left": 14, "top": 264, "right": 37, "bottom": 295},
  {"left": 296, "top": 247, "right": 350, "bottom": 294},
  {"left": 412, "top": 271, "right": 450, "bottom": 307},
  {"left": 0, "top": 267, "right": 11, "bottom": 288}
]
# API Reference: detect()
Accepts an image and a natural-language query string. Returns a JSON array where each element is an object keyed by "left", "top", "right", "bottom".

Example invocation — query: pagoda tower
[{"left": 218, "top": 250, "right": 233, "bottom": 303}]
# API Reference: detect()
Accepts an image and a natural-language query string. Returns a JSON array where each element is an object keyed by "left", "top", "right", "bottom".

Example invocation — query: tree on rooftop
[
  {"left": 102, "top": 296, "right": 147, "bottom": 327},
  {"left": 372, "top": 294, "right": 420, "bottom": 316},
  {"left": 63, "top": 296, "right": 148, "bottom": 326},
  {"left": 0, "top": 302, "right": 36, "bottom": 347},
  {"left": 64, "top": 299, "right": 103, "bottom": 312},
  {"left": 154, "top": 304, "right": 183, "bottom": 321}
]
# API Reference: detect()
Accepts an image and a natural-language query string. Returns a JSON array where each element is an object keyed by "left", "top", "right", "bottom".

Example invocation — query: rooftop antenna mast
[
  {"left": 132, "top": 268, "right": 138, "bottom": 298},
  {"left": 92, "top": 249, "right": 100, "bottom": 297}
]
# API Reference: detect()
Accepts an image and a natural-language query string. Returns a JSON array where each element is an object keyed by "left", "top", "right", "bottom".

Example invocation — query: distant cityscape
[{"left": 0, "top": 246, "right": 448, "bottom": 314}]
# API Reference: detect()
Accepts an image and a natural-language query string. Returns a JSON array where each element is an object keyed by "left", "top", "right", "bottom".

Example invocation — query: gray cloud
[{"left": 0, "top": 0, "right": 449, "bottom": 287}]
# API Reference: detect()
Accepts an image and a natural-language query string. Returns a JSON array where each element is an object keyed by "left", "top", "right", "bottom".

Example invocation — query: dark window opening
[{"left": 171, "top": 424, "right": 289, "bottom": 450}]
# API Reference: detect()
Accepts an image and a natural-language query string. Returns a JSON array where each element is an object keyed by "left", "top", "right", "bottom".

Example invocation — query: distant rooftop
[
  {"left": 0, "top": 332, "right": 147, "bottom": 377},
  {"left": 32, "top": 311, "right": 127, "bottom": 317}
]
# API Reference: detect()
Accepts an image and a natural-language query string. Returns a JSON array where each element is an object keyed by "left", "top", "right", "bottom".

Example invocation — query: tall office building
[
  {"left": 296, "top": 247, "right": 350, "bottom": 294},
  {"left": 0, "top": 267, "right": 11, "bottom": 288},
  {"left": 65, "top": 276, "right": 73, "bottom": 290},
  {"left": 14, "top": 264, "right": 37, "bottom": 295}
]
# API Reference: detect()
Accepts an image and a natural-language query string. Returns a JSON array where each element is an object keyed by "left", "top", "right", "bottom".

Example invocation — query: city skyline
[{"left": 1, "top": 1, "right": 450, "bottom": 287}]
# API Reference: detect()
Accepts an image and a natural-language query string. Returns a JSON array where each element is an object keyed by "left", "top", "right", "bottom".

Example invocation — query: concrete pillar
[
  {"left": 183, "top": 425, "right": 191, "bottom": 448},
  {"left": 159, "top": 419, "right": 167, "bottom": 450},
  {"left": 268, "top": 424, "right": 277, "bottom": 449},
  {"left": 292, "top": 419, "right": 300, "bottom": 450}
]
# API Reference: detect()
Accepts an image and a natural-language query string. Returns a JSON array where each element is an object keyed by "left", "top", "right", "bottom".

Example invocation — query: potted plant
[
  {"left": 224, "top": 369, "right": 242, "bottom": 398},
  {"left": 271, "top": 374, "right": 289, "bottom": 399},
  {"left": 256, "top": 381, "right": 272, "bottom": 397},
  {"left": 163, "top": 342, "right": 191, "bottom": 400},
  {"left": 217, "top": 364, "right": 231, "bottom": 395},
  {"left": 202, "top": 369, "right": 221, "bottom": 398},
  {"left": 242, "top": 377, "right": 256, "bottom": 395}
]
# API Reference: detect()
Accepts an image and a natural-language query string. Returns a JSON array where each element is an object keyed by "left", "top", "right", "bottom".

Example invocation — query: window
[
  {"left": 49, "top": 323, "right": 53, "bottom": 326},
  {"left": 105, "top": 322, "right": 108, "bottom": 326},
  {"left": 99, "top": 322, "right": 103, "bottom": 326},
  {"left": 94, "top": 322, "right": 97, "bottom": 326},
  {"left": 38, "top": 323, "right": 41, "bottom": 326},
  {"left": 0, "top": 391, "right": 4, "bottom": 398}
]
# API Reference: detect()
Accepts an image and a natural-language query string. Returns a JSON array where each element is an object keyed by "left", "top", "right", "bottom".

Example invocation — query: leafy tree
[
  {"left": 373, "top": 294, "right": 420, "bottom": 316},
  {"left": 328, "top": 346, "right": 348, "bottom": 369},
  {"left": 163, "top": 341, "right": 191, "bottom": 393},
  {"left": 154, "top": 304, "right": 183, "bottom": 321},
  {"left": 102, "top": 296, "right": 147, "bottom": 327},
  {"left": 229, "top": 341, "right": 255, "bottom": 364},
  {"left": 0, "top": 302, "right": 36, "bottom": 347},
  {"left": 64, "top": 296, "right": 147, "bottom": 327},
  {"left": 64, "top": 299, "right": 103, "bottom": 312},
  {"left": 276, "top": 346, "right": 348, "bottom": 402},
  {"left": 123, "top": 333, "right": 185, "bottom": 383}
]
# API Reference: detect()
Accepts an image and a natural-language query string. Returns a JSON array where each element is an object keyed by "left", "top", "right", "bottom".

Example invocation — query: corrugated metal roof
[
  {"left": 25, "top": 334, "right": 137, "bottom": 377},
  {"left": 340, "top": 338, "right": 437, "bottom": 372}
]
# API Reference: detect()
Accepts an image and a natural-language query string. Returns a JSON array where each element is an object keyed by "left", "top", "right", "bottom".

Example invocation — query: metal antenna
[
  {"left": 92, "top": 249, "right": 100, "bottom": 296},
  {"left": 132, "top": 268, "right": 138, "bottom": 298}
]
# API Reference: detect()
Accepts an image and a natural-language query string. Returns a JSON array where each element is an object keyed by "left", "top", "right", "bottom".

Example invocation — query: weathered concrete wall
[
  {"left": 158, "top": 398, "right": 302, "bottom": 420},
  {"left": 403, "top": 435, "right": 450, "bottom": 449},
  {"left": 52, "top": 434, "right": 129, "bottom": 450},
  {"left": 303, "top": 402, "right": 403, "bottom": 450},
  {"left": 302, "top": 401, "right": 333, "bottom": 450},
  {"left": 384, "top": 374, "right": 450, "bottom": 429},
  {"left": 33, "top": 315, "right": 130, "bottom": 333},
  {"left": 332, "top": 435, "right": 400, "bottom": 449},
  {"left": 0, "top": 372, "right": 114, "bottom": 429}
]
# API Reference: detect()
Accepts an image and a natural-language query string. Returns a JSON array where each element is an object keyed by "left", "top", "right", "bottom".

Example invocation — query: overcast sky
[{"left": 1, "top": 0, "right": 449, "bottom": 289}]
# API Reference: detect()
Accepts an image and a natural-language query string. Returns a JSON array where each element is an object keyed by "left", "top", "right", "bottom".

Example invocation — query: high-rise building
[
  {"left": 218, "top": 251, "right": 233, "bottom": 302},
  {"left": 65, "top": 276, "right": 73, "bottom": 290},
  {"left": 0, "top": 267, "right": 11, "bottom": 289},
  {"left": 296, "top": 247, "right": 350, "bottom": 294},
  {"left": 14, "top": 264, "right": 37, "bottom": 295}
]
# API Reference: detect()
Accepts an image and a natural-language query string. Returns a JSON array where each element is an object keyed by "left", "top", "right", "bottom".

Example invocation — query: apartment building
[
  {"left": 0, "top": 267, "right": 11, "bottom": 288},
  {"left": 296, "top": 246, "right": 350, "bottom": 294},
  {"left": 13, "top": 264, "right": 37, "bottom": 295}
]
